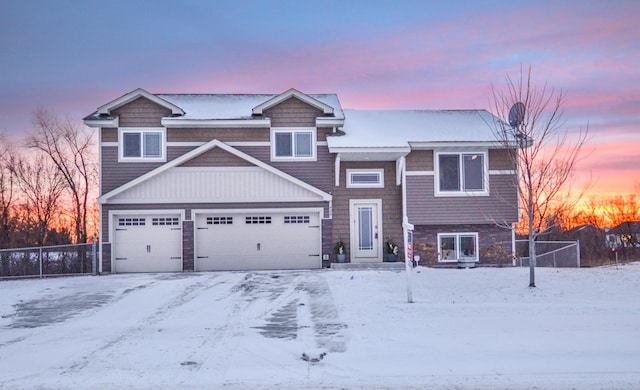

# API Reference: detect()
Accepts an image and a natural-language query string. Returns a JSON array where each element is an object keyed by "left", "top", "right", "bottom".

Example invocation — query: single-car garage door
[
  {"left": 113, "top": 215, "right": 183, "bottom": 273},
  {"left": 195, "top": 210, "right": 321, "bottom": 271}
]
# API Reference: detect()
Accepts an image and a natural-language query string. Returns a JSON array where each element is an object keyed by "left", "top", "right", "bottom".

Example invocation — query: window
[
  {"left": 436, "top": 152, "right": 487, "bottom": 195},
  {"left": 437, "top": 233, "right": 478, "bottom": 262},
  {"left": 347, "top": 169, "right": 384, "bottom": 188},
  {"left": 284, "top": 215, "right": 310, "bottom": 224},
  {"left": 246, "top": 216, "right": 272, "bottom": 224},
  {"left": 152, "top": 217, "right": 179, "bottom": 226},
  {"left": 207, "top": 216, "right": 233, "bottom": 225},
  {"left": 271, "top": 128, "right": 316, "bottom": 161},
  {"left": 119, "top": 128, "right": 165, "bottom": 161},
  {"left": 118, "top": 217, "right": 146, "bottom": 226}
]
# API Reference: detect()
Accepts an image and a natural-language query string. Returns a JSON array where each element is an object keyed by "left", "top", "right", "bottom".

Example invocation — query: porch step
[{"left": 330, "top": 262, "right": 405, "bottom": 271}]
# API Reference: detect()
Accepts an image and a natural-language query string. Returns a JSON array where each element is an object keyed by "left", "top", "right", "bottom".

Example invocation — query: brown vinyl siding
[
  {"left": 489, "top": 149, "right": 516, "bottom": 170},
  {"left": 264, "top": 97, "right": 323, "bottom": 127},
  {"left": 112, "top": 97, "right": 170, "bottom": 127},
  {"left": 406, "top": 150, "right": 434, "bottom": 171},
  {"left": 102, "top": 128, "right": 117, "bottom": 142},
  {"left": 167, "top": 128, "right": 270, "bottom": 143},
  {"left": 330, "top": 161, "right": 403, "bottom": 261},
  {"left": 101, "top": 146, "right": 198, "bottom": 195},
  {"left": 406, "top": 174, "right": 518, "bottom": 225},
  {"left": 234, "top": 145, "right": 334, "bottom": 193},
  {"left": 179, "top": 147, "right": 253, "bottom": 167}
]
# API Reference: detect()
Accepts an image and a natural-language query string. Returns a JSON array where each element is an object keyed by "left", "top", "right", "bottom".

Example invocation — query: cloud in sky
[{"left": 0, "top": 0, "right": 638, "bottom": 195}]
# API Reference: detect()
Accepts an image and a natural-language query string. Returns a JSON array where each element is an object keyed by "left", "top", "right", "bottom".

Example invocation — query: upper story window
[
  {"left": 271, "top": 127, "right": 316, "bottom": 161},
  {"left": 436, "top": 152, "right": 487, "bottom": 196},
  {"left": 347, "top": 169, "right": 384, "bottom": 188},
  {"left": 119, "top": 128, "right": 166, "bottom": 162}
]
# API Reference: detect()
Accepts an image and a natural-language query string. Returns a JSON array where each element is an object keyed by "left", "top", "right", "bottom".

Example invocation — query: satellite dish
[{"left": 508, "top": 102, "right": 525, "bottom": 127}]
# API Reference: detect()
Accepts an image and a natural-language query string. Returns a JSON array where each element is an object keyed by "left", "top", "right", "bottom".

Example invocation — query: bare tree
[
  {"left": 27, "top": 108, "right": 96, "bottom": 244},
  {"left": 9, "top": 153, "right": 66, "bottom": 246},
  {"left": 491, "top": 66, "right": 588, "bottom": 287}
]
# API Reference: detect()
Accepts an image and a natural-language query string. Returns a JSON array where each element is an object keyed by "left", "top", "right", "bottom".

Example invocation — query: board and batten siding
[{"left": 406, "top": 174, "right": 518, "bottom": 225}]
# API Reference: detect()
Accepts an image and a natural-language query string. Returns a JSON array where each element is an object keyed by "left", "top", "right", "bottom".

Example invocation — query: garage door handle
[
  {"left": 308, "top": 225, "right": 320, "bottom": 228},
  {"left": 309, "top": 254, "right": 320, "bottom": 257},
  {"left": 116, "top": 257, "right": 127, "bottom": 260},
  {"left": 197, "top": 256, "right": 209, "bottom": 259},
  {"left": 170, "top": 257, "right": 182, "bottom": 259},
  {"left": 116, "top": 228, "right": 127, "bottom": 231},
  {"left": 197, "top": 227, "right": 208, "bottom": 230},
  {"left": 170, "top": 228, "right": 181, "bottom": 231}
]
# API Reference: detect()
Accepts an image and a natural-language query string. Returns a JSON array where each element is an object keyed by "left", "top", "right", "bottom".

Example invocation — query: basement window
[{"left": 437, "top": 232, "right": 478, "bottom": 262}]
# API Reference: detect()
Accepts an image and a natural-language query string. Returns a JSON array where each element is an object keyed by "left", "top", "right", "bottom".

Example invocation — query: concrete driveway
[{"left": 0, "top": 271, "right": 347, "bottom": 389}]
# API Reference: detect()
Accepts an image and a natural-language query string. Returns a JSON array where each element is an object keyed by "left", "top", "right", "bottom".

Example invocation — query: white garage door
[
  {"left": 113, "top": 215, "right": 183, "bottom": 273},
  {"left": 195, "top": 211, "right": 321, "bottom": 271}
]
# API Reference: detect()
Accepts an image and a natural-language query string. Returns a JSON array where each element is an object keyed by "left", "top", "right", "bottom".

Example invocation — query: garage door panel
[
  {"left": 114, "top": 215, "right": 183, "bottom": 273},
  {"left": 195, "top": 211, "right": 321, "bottom": 271}
]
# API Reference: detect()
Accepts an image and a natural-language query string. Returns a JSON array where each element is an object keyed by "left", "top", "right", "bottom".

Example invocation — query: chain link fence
[
  {"left": 515, "top": 240, "right": 580, "bottom": 268},
  {"left": 0, "top": 242, "right": 98, "bottom": 279}
]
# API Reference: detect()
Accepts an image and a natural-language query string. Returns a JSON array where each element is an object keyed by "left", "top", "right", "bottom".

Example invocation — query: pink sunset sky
[{"left": 0, "top": 0, "right": 638, "bottom": 198}]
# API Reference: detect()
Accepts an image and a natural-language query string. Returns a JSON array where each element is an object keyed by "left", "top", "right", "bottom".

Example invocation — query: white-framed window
[
  {"left": 435, "top": 151, "right": 488, "bottom": 196},
  {"left": 347, "top": 169, "right": 384, "bottom": 188},
  {"left": 437, "top": 232, "right": 478, "bottom": 262},
  {"left": 271, "top": 127, "right": 316, "bottom": 161},
  {"left": 118, "top": 128, "right": 166, "bottom": 162}
]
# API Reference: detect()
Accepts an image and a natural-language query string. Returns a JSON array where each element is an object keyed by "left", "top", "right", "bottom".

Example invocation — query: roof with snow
[
  {"left": 327, "top": 109, "right": 504, "bottom": 149},
  {"left": 157, "top": 93, "right": 344, "bottom": 120}
]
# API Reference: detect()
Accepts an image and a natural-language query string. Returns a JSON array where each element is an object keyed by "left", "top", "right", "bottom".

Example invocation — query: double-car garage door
[
  {"left": 112, "top": 210, "right": 321, "bottom": 273},
  {"left": 195, "top": 211, "right": 321, "bottom": 271}
]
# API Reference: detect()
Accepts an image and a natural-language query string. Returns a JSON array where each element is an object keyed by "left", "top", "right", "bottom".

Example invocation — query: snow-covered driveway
[{"left": 1, "top": 265, "right": 639, "bottom": 389}]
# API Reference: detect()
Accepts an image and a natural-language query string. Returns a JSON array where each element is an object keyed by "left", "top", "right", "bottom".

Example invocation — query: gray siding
[
  {"left": 489, "top": 148, "right": 516, "bottom": 170},
  {"left": 406, "top": 174, "right": 518, "bottom": 225},
  {"left": 179, "top": 147, "right": 253, "bottom": 167}
]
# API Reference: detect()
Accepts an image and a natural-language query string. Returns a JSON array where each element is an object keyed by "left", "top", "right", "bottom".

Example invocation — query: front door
[{"left": 350, "top": 200, "right": 382, "bottom": 262}]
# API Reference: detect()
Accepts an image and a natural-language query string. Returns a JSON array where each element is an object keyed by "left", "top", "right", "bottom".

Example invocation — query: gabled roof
[
  {"left": 99, "top": 139, "right": 332, "bottom": 204},
  {"left": 96, "top": 88, "right": 185, "bottom": 116},
  {"left": 252, "top": 88, "right": 335, "bottom": 115}
]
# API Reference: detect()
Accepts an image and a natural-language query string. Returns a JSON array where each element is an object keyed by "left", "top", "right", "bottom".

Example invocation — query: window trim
[
  {"left": 437, "top": 232, "right": 479, "bottom": 262},
  {"left": 346, "top": 169, "right": 384, "bottom": 188},
  {"left": 118, "top": 127, "right": 166, "bottom": 162},
  {"left": 434, "top": 151, "right": 488, "bottom": 196},
  {"left": 270, "top": 127, "right": 317, "bottom": 162}
]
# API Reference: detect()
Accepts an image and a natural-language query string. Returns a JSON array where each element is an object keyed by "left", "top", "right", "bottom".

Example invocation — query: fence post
[
  {"left": 92, "top": 238, "right": 97, "bottom": 276},
  {"left": 576, "top": 240, "right": 580, "bottom": 268},
  {"left": 39, "top": 247, "right": 43, "bottom": 278}
]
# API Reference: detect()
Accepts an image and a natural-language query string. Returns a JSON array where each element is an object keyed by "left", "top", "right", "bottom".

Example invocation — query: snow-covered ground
[{"left": 1, "top": 264, "right": 639, "bottom": 389}]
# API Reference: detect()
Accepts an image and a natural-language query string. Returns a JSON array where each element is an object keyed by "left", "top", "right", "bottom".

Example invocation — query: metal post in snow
[
  {"left": 92, "top": 238, "right": 97, "bottom": 275},
  {"left": 576, "top": 240, "right": 580, "bottom": 268},
  {"left": 39, "top": 247, "right": 43, "bottom": 278},
  {"left": 403, "top": 218, "right": 414, "bottom": 303}
]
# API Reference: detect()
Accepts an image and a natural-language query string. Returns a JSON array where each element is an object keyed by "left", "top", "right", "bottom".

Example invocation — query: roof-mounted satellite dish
[{"left": 508, "top": 102, "right": 525, "bottom": 127}]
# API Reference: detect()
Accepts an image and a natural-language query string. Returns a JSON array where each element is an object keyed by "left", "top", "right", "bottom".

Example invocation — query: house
[{"left": 84, "top": 88, "right": 520, "bottom": 273}]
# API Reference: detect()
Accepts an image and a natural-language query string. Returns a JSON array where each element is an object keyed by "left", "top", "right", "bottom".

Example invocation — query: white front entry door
[{"left": 350, "top": 200, "right": 382, "bottom": 262}]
